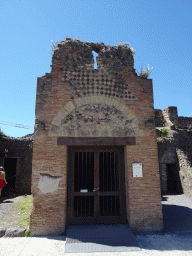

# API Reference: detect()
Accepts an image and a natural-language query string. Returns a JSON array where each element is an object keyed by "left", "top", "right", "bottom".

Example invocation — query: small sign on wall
[
  {"left": 80, "top": 189, "right": 88, "bottom": 193},
  {"left": 132, "top": 163, "right": 143, "bottom": 177}
]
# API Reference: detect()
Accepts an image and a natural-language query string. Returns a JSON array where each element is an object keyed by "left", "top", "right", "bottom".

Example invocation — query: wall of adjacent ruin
[
  {"left": 0, "top": 134, "right": 33, "bottom": 195},
  {"left": 155, "top": 109, "right": 165, "bottom": 127},
  {"left": 176, "top": 147, "right": 192, "bottom": 195},
  {"left": 178, "top": 117, "right": 192, "bottom": 129}
]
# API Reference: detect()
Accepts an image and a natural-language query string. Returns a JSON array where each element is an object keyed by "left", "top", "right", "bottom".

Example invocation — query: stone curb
[{"left": 0, "top": 227, "right": 29, "bottom": 238}]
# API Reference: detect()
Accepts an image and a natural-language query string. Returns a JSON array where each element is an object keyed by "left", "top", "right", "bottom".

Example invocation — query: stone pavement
[{"left": 0, "top": 194, "right": 192, "bottom": 255}]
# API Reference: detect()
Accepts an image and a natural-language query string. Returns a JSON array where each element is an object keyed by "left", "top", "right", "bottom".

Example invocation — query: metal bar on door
[
  {"left": 102, "top": 152, "right": 104, "bottom": 214},
  {"left": 106, "top": 152, "right": 109, "bottom": 214},
  {"left": 114, "top": 152, "right": 116, "bottom": 212},
  {"left": 110, "top": 152, "right": 112, "bottom": 214}
]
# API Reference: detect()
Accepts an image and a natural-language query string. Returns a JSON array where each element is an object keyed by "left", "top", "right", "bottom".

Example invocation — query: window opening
[{"left": 92, "top": 51, "right": 98, "bottom": 69}]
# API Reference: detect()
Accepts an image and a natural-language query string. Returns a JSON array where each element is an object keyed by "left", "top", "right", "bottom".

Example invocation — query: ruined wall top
[{"left": 51, "top": 37, "right": 135, "bottom": 75}]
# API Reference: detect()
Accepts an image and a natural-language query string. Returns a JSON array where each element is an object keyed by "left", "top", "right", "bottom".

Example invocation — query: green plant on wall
[
  {"left": 160, "top": 128, "right": 169, "bottom": 138},
  {"left": 140, "top": 64, "right": 153, "bottom": 78},
  {"left": 29, "top": 143, "right": 33, "bottom": 152},
  {"left": 4, "top": 148, "right": 8, "bottom": 157},
  {"left": 173, "top": 125, "right": 178, "bottom": 130}
]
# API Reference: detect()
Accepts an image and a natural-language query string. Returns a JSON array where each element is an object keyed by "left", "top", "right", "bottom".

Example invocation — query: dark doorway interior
[
  {"left": 166, "top": 163, "right": 183, "bottom": 194},
  {"left": 4, "top": 158, "right": 17, "bottom": 192}
]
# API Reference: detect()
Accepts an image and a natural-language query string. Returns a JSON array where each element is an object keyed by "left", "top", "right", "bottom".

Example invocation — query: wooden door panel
[{"left": 67, "top": 146, "right": 126, "bottom": 225}]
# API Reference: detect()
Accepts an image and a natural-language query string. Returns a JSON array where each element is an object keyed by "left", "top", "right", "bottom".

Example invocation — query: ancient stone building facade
[{"left": 30, "top": 38, "right": 163, "bottom": 236}]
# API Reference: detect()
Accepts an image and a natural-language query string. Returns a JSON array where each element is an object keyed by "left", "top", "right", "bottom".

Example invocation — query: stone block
[
  {"left": 4, "top": 228, "right": 28, "bottom": 237},
  {"left": 64, "top": 101, "right": 75, "bottom": 113}
]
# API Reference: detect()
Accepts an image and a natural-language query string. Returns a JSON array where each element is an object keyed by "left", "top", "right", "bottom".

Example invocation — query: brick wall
[{"left": 30, "top": 38, "right": 163, "bottom": 236}]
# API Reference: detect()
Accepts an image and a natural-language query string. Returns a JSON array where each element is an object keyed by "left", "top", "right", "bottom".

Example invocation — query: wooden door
[{"left": 67, "top": 146, "right": 126, "bottom": 225}]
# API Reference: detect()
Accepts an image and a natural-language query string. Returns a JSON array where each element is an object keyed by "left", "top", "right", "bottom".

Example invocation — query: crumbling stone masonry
[
  {"left": 30, "top": 38, "right": 163, "bottom": 236},
  {"left": 155, "top": 107, "right": 192, "bottom": 195}
]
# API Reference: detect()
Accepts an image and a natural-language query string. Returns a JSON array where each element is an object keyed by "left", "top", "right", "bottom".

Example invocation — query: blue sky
[{"left": 1, "top": 0, "right": 191, "bottom": 137}]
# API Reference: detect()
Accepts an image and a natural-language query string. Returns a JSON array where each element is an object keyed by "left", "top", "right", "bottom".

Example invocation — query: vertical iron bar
[
  {"left": 88, "top": 152, "right": 90, "bottom": 192},
  {"left": 102, "top": 152, "right": 104, "bottom": 214},
  {"left": 111, "top": 196, "right": 112, "bottom": 215},
  {"left": 89, "top": 196, "right": 90, "bottom": 216},
  {"left": 102, "top": 152, "right": 104, "bottom": 192},
  {"left": 113, "top": 152, "right": 115, "bottom": 191},
  {"left": 110, "top": 152, "right": 112, "bottom": 192},
  {"left": 81, "top": 196, "right": 82, "bottom": 217},
  {"left": 106, "top": 152, "right": 108, "bottom": 214},
  {"left": 82, "top": 151, "right": 83, "bottom": 190},
  {"left": 85, "top": 152, "right": 87, "bottom": 215},
  {"left": 114, "top": 152, "right": 116, "bottom": 212},
  {"left": 107, "top": 152, "right": 108, "bottom": 192},
  {"left": 85, "top": 152, "right": 87, "bottom": 216},
  {"left": 114, "top": 152, "right": 115, "bottom": 191},
  {"left": 92, "top": 152, "right": 94, "bottom": 192},
  {"left": 100, "top": 151, "right": 102, "bottom": 192},
  {"left": 107, "top": 195, "right": 108, "bottom": 215},
  {"left": 74, "top": 153, "right": 75, "bottom": 193},
  {"left": 81, "top": 151, "right": 83, "bottom": 217},
  {"left": 110, "top": 152, "right": 112, "bottom": 214},
  {"left": 78, "top": 152, "right": 80, "bottom": 192}
]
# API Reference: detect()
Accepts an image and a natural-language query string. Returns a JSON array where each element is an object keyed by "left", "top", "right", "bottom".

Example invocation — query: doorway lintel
[{"left": 57, "top": 137, "right": 136, "bottom": 146}]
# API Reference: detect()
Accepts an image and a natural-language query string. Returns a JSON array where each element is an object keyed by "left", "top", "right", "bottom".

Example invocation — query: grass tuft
[{"left": 12, "top": 194, "right": 33, "bottom": 236}]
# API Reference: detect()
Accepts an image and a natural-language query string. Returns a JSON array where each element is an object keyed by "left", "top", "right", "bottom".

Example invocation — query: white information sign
[
  {"left": 80, "top": 189, "right": 88, "bottom": 193},
  {"left": 132, "top": 163, "right": 143, "bottom": 177}
]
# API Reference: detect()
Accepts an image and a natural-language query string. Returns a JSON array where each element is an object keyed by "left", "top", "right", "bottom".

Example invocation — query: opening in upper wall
[{"left": 92, "top": 51, "right": 98, "bottom": 69}]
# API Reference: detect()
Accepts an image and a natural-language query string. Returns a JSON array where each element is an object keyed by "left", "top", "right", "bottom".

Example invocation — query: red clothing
[{"left": 0, "top": 179, "right": 4, "bottom": 189}]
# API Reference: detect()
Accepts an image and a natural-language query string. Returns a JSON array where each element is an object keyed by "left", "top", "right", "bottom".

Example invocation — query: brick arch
[{"left": 48, "top": 96, "right": 140, "bottom": 137}]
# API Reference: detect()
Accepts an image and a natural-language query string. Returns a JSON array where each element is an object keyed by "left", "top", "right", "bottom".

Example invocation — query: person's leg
[{"left": 0, "top": 188, "right": 2, "bottom": 196}]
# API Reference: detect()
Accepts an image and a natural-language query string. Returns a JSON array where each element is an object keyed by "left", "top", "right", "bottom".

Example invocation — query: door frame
[{"left": 67, "top": 145, "right": 127, "bottom": 225}]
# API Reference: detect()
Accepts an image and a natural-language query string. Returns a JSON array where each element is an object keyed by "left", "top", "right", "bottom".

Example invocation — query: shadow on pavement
[
  {"left": 163, "top": 204, "right": 192, "bottom": 233},
  {"left": 135, "top": 197, "right": 192, "bottom": 251}
]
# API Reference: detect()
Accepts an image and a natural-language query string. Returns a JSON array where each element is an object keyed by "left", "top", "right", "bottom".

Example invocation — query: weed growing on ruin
[
  {"left": 25, "top": 230, "right": 31, "bottom": 237},
  {"left": 0, "top": 128, "right": 6, "bottom": 138},
  {"left": 4, "top": 148, "right": 8, "bottom": 157},
  {"left": 140, "top": 64, "right": 153, "bottom": 78},
  {"left": 29, "top": 143, "right": 33, "bottom": 152},
  {"left": 116, "top": 42, "right": 136, "bottom": 57},
  {"left": 160, "top": 128, "right": 169, "bottom": 138},
  {"left": 47, "top": 40, "right": 60, "bottom": 55},
  {"left": 48, "top": 36, "right": 76, "bottom": 55}
]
